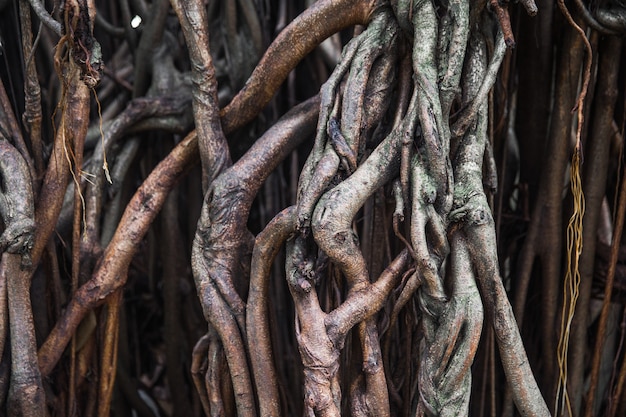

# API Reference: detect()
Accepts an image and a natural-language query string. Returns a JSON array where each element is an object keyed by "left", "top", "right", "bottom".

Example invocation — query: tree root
[
  {"left": 296, "top": 9, "right": 399, "bottom": 231},
  {"left": 247, "top": 206, "right": 298, "bottom": 416},
  {"left": 451, "top": 28, "right": 549, "bottom": 415},
  {"left": 30, "top": 2, "right": 560, "bottom": 416},
  {"left": 0, "top": 141, "right": 42, "bottom": 417},
  {"left": 286, "top": 230, "right": 410, "bottom": 416},
  {"left": 417, "top": 233, "right": 483, "bottom": 416}
]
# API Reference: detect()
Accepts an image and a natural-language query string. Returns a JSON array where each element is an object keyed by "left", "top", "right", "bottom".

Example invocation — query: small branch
[
  {"left": 171, "top": 0, "right": 229, "bottom": 188},
  {"left": 132, "top": 0, "right": 169, "bottom": 96},
  {"left": 94, "top": 11, "right": 126, "bottom": 37},
  {"left": 489, "top": 0, "right": 515, "bottom": 47},
  {"left": 589, "top": 158, "right": 626, "bottom": 416},
  {"left": 161, "top": 189, "right": 193, "bottom": 416},
  {"left": 327, "top": 118, "right": 357, "bottom": 173},
  {"left": 27, "top": 0, "right": 62, "bottom": 36}
]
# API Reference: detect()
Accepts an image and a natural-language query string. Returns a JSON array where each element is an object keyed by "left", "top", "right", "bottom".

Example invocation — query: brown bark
[
  {"left": 247, "top": 206, "right": 297, "bottom": 417},
  {"left": 1, "top": 1, "right": 611, "bottom": 415},
  {"left": 0, "top": 121, "right": 40, "bottom": 417},
  {"left": 5, "top": 254, "right": 45, "bottom": 417}
]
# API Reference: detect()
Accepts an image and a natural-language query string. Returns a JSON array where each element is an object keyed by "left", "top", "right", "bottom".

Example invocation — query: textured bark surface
[{"left": 0, "top": 0, "right": 624, "bottom": 415}]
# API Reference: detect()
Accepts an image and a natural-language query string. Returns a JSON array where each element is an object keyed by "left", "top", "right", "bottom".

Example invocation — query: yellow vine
[
  {"left": 556, "top": 145, "right": 585, "bottom": 416},
  {"left": 554, "top": 0, "right": 591, "bottom": 415}
]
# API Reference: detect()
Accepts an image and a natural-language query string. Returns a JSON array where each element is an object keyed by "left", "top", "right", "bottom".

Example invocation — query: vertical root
[
  {"left": 247, "top": 206, "right": 297, "bottom": 416},
  {"left": 417, "top": 233, "right": 483, "bottom": 416}
]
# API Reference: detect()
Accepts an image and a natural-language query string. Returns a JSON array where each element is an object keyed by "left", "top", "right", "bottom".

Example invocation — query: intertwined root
[
  {"left": 175, "top": 0, "right": 550, "bottom": 415},
  {"left": 14, "top": 0, "right": 621, "bottom": 414},
  {"left": 278, "top": 1, "right": 549, "bottom": 416},
  {"left": 296, "top": 8, "right": 399, "bottom": 233}
]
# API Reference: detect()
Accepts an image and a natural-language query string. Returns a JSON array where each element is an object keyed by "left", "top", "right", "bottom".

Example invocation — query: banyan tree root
[
  {"left": 190, "top": 99, "right": 318, "bottom": 416},
  {"left": 449, "top": 25, "right": 550, "bottom": 416},
  {"left": 286, "top": 231, "right": 410, "bottom": 417},
  {"left": 33, "top": 1, "right": 554, "bottom": 416},
  {"left": 0, "top": 137, "right": 41, "bottom": 417},
  {"left": 405, "top": 3, "right": 489, "bottom": 415},
  {"left": 296, "top": 7, "right": 400, "bottom": 232},
  {"left": 247, "top": 206, "right": 299, "bottom": 417},
  {"left": 2, "top": 2, "right": 99, "bottom": 412},
  {"left": 287, "top": 1, "right": 549, "bottom": 416},
  {"left": 37, "top": 0, "right": 355, "bottom": 380},
  {"left": 410, "top": 0, "right": 454, "bottom": 217},
  {"left": 291, "top": 9, "right": 403, "bottom": 416},
  {"left": 416, "top": 232, "right": 483, "bottom": 416},
  {"left": 310, "top": 119, "right": 406, "bottom": 417},
  {"left": 182, "top": 0, "right": 387, "bottom": 413}
]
